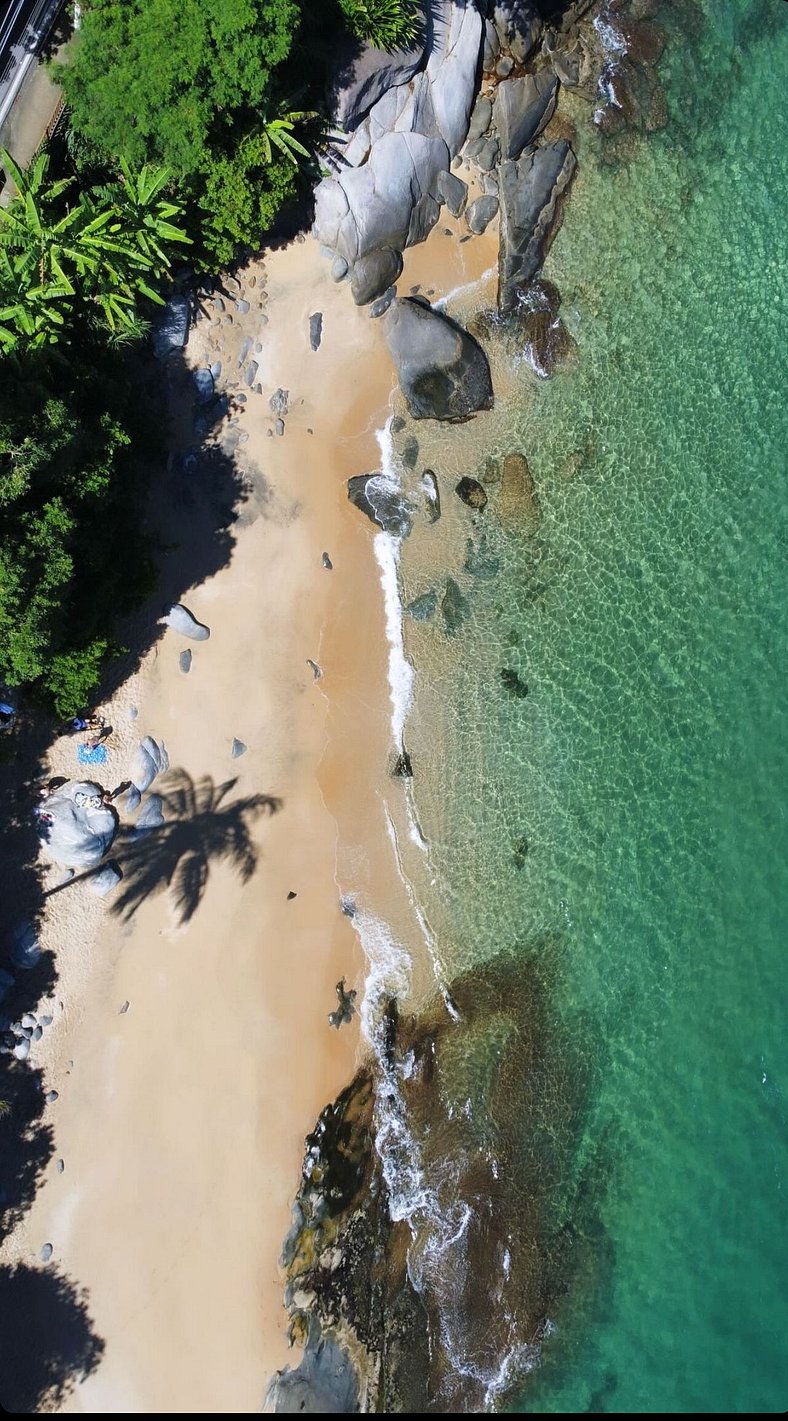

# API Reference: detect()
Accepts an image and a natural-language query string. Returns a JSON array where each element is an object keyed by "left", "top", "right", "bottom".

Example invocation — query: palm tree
[{"left": 112, "top": 769, "right": 281, "bottom": 925}]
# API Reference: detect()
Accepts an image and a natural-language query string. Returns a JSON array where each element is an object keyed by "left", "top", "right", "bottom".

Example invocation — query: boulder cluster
[{"left": 316, "top": 0, "right": 667, "bottom": 419}]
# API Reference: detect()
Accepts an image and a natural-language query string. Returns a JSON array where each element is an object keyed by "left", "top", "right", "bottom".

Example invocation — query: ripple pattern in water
[{"left": 396, "top": 0, "right": 788, "bottom": 1411}]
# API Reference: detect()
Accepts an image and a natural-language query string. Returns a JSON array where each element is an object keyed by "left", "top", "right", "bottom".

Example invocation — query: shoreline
[{"left": 0, "top": 213, "right": 496, "bottom": 1413}]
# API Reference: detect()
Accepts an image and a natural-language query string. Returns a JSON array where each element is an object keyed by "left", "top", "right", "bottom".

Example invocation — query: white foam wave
[
  {"left": 593, "top": 11, "right": 627, "bottom": 56},
  {"left": 435, "top": 264, "right": 497, "bottom": 314},
  {"left": 373, "top": 420, "right": 414, "bottom": 748}
]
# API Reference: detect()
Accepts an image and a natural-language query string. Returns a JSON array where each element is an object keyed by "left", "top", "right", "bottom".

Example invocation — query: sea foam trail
[
  {"left": 373, "top": 420, "right": 414, "bottom": 748},
  {"left": 435, "top": 264, "right": 497, "bottom": 314}
]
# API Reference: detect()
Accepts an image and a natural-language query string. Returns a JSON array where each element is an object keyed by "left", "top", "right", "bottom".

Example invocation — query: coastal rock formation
[
  {"left": 314, "top": 1, "right": 483, "bottom": 303},
  {"left": 489, "top": 1, "right": 543, "bottom": 68},
  {"left": 494, "top": 70, "right": 559, "bottom": 159},
  {"left": 466, "top": 194, "right": 499, "bottom": 234},
  {"left": 330, "top": 25, "right": 427, "bottom": 133},
  {"left": 163, "top": 603, "right": 211, "bottom": 641},
  {"left": 271, "top": 949, "right": 587, "bottom": 1412},
  {"left": 350, "top": 245, "right": 403, "bottom": 305},
  {"left": 498, "top": 141, "right": 577, "bottom": 313},
  {"left": 37, "top": 782, "right": 117, "bottom": 870},
  {"left": 347, "top": 473, "right": 413, "bottom": 536},
  {"left": 498, "top": 452, "right": 541, "bottom": 531},
  {"left": 455, "top": 476, "right": 488, "bottom": 511},
  {"left": 385, "top": 299, "right": 493, "bottom": 421}
]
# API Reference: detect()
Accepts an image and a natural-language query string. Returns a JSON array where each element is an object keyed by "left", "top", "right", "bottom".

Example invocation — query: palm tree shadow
[{"left": 112, "top": 769, "right": 282, "bottom": 925}]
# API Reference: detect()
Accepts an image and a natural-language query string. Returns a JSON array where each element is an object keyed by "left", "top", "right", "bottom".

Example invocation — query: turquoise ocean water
[{"left": 395, "top": 0, "right": 788, "bottom": 1410}]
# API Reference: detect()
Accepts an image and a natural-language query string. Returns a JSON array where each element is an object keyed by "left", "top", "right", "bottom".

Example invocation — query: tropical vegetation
[
  {"left": 339, "top": 0, "right": 421, "bottom": 51},
  {"left": 0, "top": 148, "right": 188, "bottom": 351},
  {"left": 56, "top": 0, "right": 310, "bottom": 266}
]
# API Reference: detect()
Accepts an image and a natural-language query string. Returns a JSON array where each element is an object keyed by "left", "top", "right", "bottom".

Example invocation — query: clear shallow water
[{"left": 397, "top": 0, "right": 788, "bottom": 1411}]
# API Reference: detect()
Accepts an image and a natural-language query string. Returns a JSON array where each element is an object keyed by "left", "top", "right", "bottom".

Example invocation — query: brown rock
[{"left": 497, "top": 453, "right": 540, "bottom": 532}]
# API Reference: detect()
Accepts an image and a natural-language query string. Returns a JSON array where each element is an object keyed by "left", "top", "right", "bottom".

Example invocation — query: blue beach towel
[{"left": 77, "top": 743, "right": 108, "bottom": 766}]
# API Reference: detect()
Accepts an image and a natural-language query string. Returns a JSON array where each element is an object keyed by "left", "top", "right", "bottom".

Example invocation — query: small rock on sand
[
  {"left": 309, "top": 312, "right": 323, "bottom": 351},
  {"left": 179, "top": 649, "right": 192, "bottom": 674},
  {"left": 269, "top": 388, "right": 289, "bottom": 417},
  {"left": 39, "top": 1243, "right": 53, "bottom": 1263},
  {"left": 307, "top": 659, "right": 322, "bottom": 681},
  {"left": 275, "top": 418, "right": 285, "bottom": 437},
  {"left": 119, "top": 1001, "right": 130, "bottom": 1015},
  {"left": 322, "top": 552, "right": 333, "bottom": 570},
  {"left": 164, "top": 603, "right": 210, "bottom": 640},
  {"left": 56, "top": 1159, "right": 64, "bottom": 1174},
  {"left": 231, "top": 738, "right": 247, "bottom": 759},
  {"left": 245, "top": 361, "right": 258, "bottom": 387},
  {"left": 13, "top": 1039, "right": 30, "bottom": 1061},
  {"left": 45, "top": 1090, "right": 58, "bottom": 1104},
  {"left": 236, "top": 299, "right": 250, "bottom": 314},
  {"left": 287, "top": 891, "right": 297, "bottom": 901}
]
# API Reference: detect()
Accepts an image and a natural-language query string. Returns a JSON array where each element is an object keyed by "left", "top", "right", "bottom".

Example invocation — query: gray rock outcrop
[
  {"left": 466, "top": 195, "right": 499, "bottom": 235},
  {"left": 498, "top": 141, "right": 577, "bottom": 313},
  {"left": 491, "top": 2, "right": 543, "bottom": 65},
  {"left": 314, "top": 0, "right": 483, "bottom": 303},
  {"left": 494, "top": 70, "right": 559, "bottom": 159},
  {"left": 163, "top": 603, "right": 210, "bottom": 641},
  {"left": 330, "top": 26, "right": 427, "bottom": 133},
  {"left": 437, "top": 168, "right": 468, "bottom": 217},
  {"left": 350, "top": 246, "right": 403, "bottom": 305},
  {"left": 385, "top": 299, "right": 493, "bottom": 421},
  {"left": 347, "top": 474, "right": 413, "bottom": 537}
]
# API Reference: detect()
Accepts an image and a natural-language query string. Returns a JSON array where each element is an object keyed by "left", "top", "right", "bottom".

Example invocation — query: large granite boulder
[
  {"left": 330, "top": 18, "right": 428, "bottom": 132},
  {"left": 385, "top": 298, "right": 493, "bottom": 421},
  {"left": 492, "top": 1, "right": 543, "bottom": 63},
  {"left": 498, "top": 141, "right": 577, "bottom": 314},
  {"left": 314, "top": 129, "right": 450, "bottom": 268},
  {"left": 494, "top": 70, "right": 559, "bottom": 160},
  {"left": 314, "top": 0, "right": 483, "bottom": 303},
  {"left": 425, "top": 0, "right": 484, "bottom": 155},
  {"left": 350, "top": 246, "right": 403, "bottom": 304}
]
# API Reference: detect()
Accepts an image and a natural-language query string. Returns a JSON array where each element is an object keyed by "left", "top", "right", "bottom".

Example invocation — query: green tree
[
  {"left": 0, "top": 342, "right": 160, "bottom": 716},
  {"left": 57, "top": 0, "right": 303, "bottom": 264}
]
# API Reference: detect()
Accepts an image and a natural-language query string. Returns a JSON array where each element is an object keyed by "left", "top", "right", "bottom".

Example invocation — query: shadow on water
[
  {"left": 0, "top": 1264, "right": 105, "bottom": 1413},
  {"left": 111, "top": 769, "right": 282, "bottom": 925}
]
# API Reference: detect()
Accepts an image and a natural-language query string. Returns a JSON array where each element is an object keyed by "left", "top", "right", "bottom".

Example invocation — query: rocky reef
[{"left": 267, "top": 946, "right": 589, "bottom": 1413}]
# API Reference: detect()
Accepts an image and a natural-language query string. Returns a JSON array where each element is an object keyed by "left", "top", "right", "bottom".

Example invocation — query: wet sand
[{"left": 0, "top": 217, "right": 497, "bottom": 1412}]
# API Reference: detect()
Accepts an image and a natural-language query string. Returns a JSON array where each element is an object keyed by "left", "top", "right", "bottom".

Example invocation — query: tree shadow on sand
[
  {"left": 112, "top": 769, "right": 282, "bottom": 925},
  {"left": 0, "top": 1263, "right": 105, "bottom": 1413}
]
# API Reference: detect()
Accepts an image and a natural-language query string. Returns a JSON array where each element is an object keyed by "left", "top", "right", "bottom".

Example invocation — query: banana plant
[{"left": 257, "top": 111, "right": 315, "bottom": 167}]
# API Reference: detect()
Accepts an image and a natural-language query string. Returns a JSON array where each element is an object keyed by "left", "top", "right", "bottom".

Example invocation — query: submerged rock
[
  {"left": 441, "top": 577, "right": 471, "bottom": 635},
  {"left": 421, "top": 469, "right": 441, "bottom": 522},
  {"left": 501, "top": 667, "right": 529, "bottom": 698},
  {"left": 406, "top": 590, "right": 438, "bottom": 622},
  {"left": 455, "top": 477, "right": 488, "bottom": 511},
  {"left": 385, "top": 299, "right": 493, "bottom": 421},
  {"left": 498, "top": 452, "right": 541, "bottom": 531}
]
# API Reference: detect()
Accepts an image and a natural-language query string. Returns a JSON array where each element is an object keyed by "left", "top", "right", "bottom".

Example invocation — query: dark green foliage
[
  {"left": 56, "top": 0, "right": 310, "bottom": 265},
  {"left": 0, "top": 148, "right": 189, "bottom": 350},
  {"left": 0, "top": 343, "right": 161, "bottom": 715},
  {"left": 338, "top": 0, "right": 420, "bottom": 51}
]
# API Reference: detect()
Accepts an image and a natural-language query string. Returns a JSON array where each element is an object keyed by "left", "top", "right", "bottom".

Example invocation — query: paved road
[{"left": 0, "top": 0, "right": 64, "bottom": 131}]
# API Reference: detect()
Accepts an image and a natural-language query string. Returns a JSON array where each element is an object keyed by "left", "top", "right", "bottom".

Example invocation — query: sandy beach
[{"left": 0, "top": 213, "right": 497, "bottom": 1413}]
